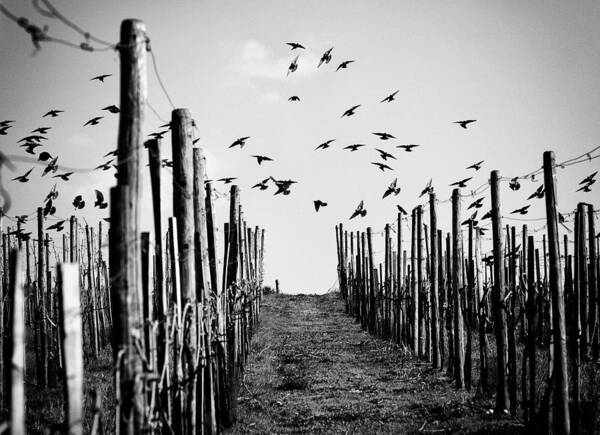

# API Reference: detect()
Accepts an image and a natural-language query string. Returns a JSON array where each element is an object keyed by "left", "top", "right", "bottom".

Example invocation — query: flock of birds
[{"left": 1, "top": 42, "right": 599, "bottom": 239}]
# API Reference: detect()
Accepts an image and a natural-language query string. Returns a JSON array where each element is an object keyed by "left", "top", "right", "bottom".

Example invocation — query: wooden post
[
  {"left": 542, "top": 151, "right": 570, "bottom": 434},
  {"left": 490, "top": 170, "right": 509, "bottom": 411},
  {"left": 577, "top": 202, "right": 589, "bottom": 362},
  {"left": 58, "top": 263, "right": 83, "bottom": 435},
  {"left": 588, "top": 204, "right": 598, "bottom": 359},
  {"left": 110, "top": 18, "right": 147, "bottom": 434},
  {"left": 507, "top": 225, "right": 517, "bottom": 415},
  {"left": 411, "top": 209, "right": 418, "bottom": 354},
  {"left": 367, "top": 227, "right": 375, "bottom": 335},
  {"left": 451, "top": 189, "right": 465, "bottom": 388},
  {"left": 429, "top": 194, "right": 440, "bottom": 368},
  {"left": 86, "top": 225, "right": 99, "bottom": 359},
  {"left": 445, "top": 233, "right": 454, "bottom": 375},
  {"left": 205, "top": 183, "right": 219, "bottom": 296},
  {"left": 475, "top": 228, "right": 488, "bottom": 395},
  {"left": 527, "top": 235, "right": 537, "bottom": 424},
  {"left": 37, "top": 207, "right": 48, "bottom": 387},
  {"left": 417, "top": 206, "right": 425, "bottom": 358}
]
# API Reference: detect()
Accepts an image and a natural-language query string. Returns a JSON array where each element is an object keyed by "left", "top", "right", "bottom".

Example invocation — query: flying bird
[
  {"left": 43, "top": 110, "right": 64, "bottom": 118},
  {"left": 94, "top": 190, "right": 108, "bottom": 209},
  {"left": 373, "top": 132, "right": 395, "bottom": 140},
  {"left": 462, "top": 211, "right": 478, "bottom": 226},
  {"left": 252, "top": 178, "right": 270, "bottom": 190},
  {"left": 288, "top": 96, "right": 300, "bottom": 102},
  {"left": 13, "top": 168, "right": 33, "bottom": 183},
  {"left": 149, "top": 131, "right": 168, "bottom": 139},
  {"left": 382, "top": 178, "right": 401, "bottom": 199},
  {"left": 317, "top": 47, "right": 333, "bottom": 67},
  {"left": 286, "top": 42, "right": 305, "bottom": 50},
  {"left": 21, "top": 142, "right": 42, "bottom": 154},
  {"left": 72, "top": 195, "right": 85, "bottom": 209},
  {"left": 344, "top": 144, "right": 365, "bottom": 152},
  {"left": 511, "top": 205, "right": 530, "bottom": 215},
  {"left": 18, "top": 135, "right": 46, "bottom": 143},
  {"left": 481, "top": 210, "right": 492, "bottom": 220},
  {"left": 102, "top": 105, "right": 120, "bottom": 114},
  {"left": 271, "top": 178, "right": 297, "bottom": 196},
  {"left": 419, "top": 179, "right": 433, "bottom": 197},
  {"left": 251, "top": 155, "right": 273, "bottom": 165},
  {"left": 46, "top": 220, "right": 66, "bottom": 231},
  {"left": 381, "top": 90, "right": 399, "bottom": 103},
  {"left": 579, "top": 171, "right": 597, "bottom": 185},
  {"left": 576, "top": 183, "right": 594, "bottom": 193},
  {"left": 0, "top": 126, "right": 11, "bottom": 135},
  {"left": 217, "top": 177, "right": 237, "bottom": 184},
  {"left": 45, "top": 183, "right": 59, "bottom": 202},
  {"left": 372, "top": 162, "right": 393, "bottom": 172},
  {"left": 375, "top": 148, "right": 396, "bottom": 161},
  {"left": 314, "top": 200, "right": 328, "bottom": 212},
  {"left": 229, "top": 136, "right": 250, "bottom": 148},
  {"left": 43, "top": 199, "right": 56, "bottom": 217},
  {"left": 336, "top": 60, "right": 355, "bottom": 71},
  {"left": 104, "top": 149, "right": 118, "bottom": 158},
  {"left": 396, "top": 144, "right": 420, "bottom": 152},
  {"left": 287, "top": 55, "right": 299, "bottom": 76},
  {"left": 468, "top": 197, "right": 484, "bottom": 210},
  {"left": 42, "top": 157, "right": 59, "bottom": 176},
  {"left": 341, "top": 104, "right": 361, "bottom": 118},
  {"left": 509, "top": 177, "right": 521, "bottom": 191},
  {"left": 527, "top": 185, "right": 545, "bottom": 200},
  {"left": 31, "top": 127, "right": 51, "bottom": 134},
  {"left": 349, "top": 200, "right": 367, "bottom": 220},
  {"left": 467, "top": 160, "right": 484, "bottom": 171},
  {"left": 315, "top": 139, "right": 335, "bottom": 150},
  {"left": 91, "top": 74, "right": 112, "bottom": 82},
  {"left": 84, "top": 116, "right": 103, "bottom": 126},
  {"left": 397, "top": 205, "right": 408, "bottom": 215},
  {"left": 0, "top": 120, "right": 15, "bottom": 127},
  {"left": 449, "top": 177, "right": 473, "bottom": 188},
  {"left": 95, "top": 160, "right": 114, "bottom": 171},
  {"left": 454, "top": 119, "right": 477, "bottom": 129},
  {"left": 53, "top": 172, "right": 74, "bottom": 181}
]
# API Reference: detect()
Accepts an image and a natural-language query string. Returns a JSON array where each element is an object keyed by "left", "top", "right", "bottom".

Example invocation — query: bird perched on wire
[
  {"left": 375, "top": 148, "right": 396, "bottom": 161},
  {"left": 314, "top": 200, "right": 328, "bottom": 212},
  {"left": 372, "top": 162, "right": 393, "bottom": 172},
  {"left": 419, "top": 179, "right": 433, "bottom": 197},
  {"left": 84, "top": 116, "right": 103, "bottom": 126},
  {"left": 344, "top": 144, "right": 365, "bottom": 152},
  {"left": 468, "top": 197, "right": 484, "bottom": 210},
  {"left": 288, "top": 96, "right": 301, "bottom": 102},
  {"left": 373, "top": 132, "right": 395, "bottom": 141},
  {"left": 511, "top": 205, "right": 530, "bottom": 215},
  {"left": 317, "top": 47, "right": 333, "bottom": 67},
  {"left": 46, "top": 220, "right": 66, "bottom": 231},
  {"left": 349, "top": 200, "right": 367, "bottom": 219},
  {"left": 336, "top": 60, "right": 355, "bottom": 71},
  {"left": 94, "top": 190, "right": 108, "bottom": 209},
  {"left": 42, "top": 157, "right": 59, "bottom": 176},
  {"left": 18, "top": 135, "right": 46, "bottom": 143},
  {"left": 341, "top": 104, "right": 361, "bottom": 118},
  {"left": 217, "top": 177, "right": 237, "bottom": 184},
  {"left": 252, "top": 178, "right": 270, "bottom": 190},
  {"left": 315, "top": 139, "right": 335, "bottom": 150},
  {"left": 286, "top": 42, "right": 305, "bottom": 50},
  {"left": 287, "top": 55, "right": 299, "bottom": 76},
  {"left": 467, "top": 160, "right": 484, "bottom": 171},
  {"left": 383, "top": 178, "right": 401, "bottom": 199},
  {"left": 102, "top": 105, "right": 120, "bottom": 114},
  {"left": 13, "top": 168, "right": 33, "bottom": 183},
  {"left": 73, "top": 195, "right": 85, "bottom": 209},
  {"left": 43, "top": 109, "right": 64, "bottom": 118},
  {"left": 229, "top": 136, "right": 250, "bottom": 149},
  {"left": 91, "top": 74, "right": 112, "bottom": 82},
  {"left": 396, "top": 144, "right": 419, "bottom": 152},
  {"left": 251, "top": 155, "right": 273, "bottom": 165},
  {"left": 31, "top": 127, "right": 51, "bottom": 134},
  {"left": 53, "top": 172, "right": 74, "bottom": 181},
  {"left": 454, "top": 119, "right": 477, "bottom": 129},
  {"left": 527, "top": 185, "right": 545, "bottom": 199},
  {"left": 449, "top": 177, "right": 472, "bottom": 188},
  {"left": 381, "top": 90, "right": 399, "bottom": 103}
]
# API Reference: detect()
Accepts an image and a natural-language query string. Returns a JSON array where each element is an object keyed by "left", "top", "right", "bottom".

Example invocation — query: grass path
[{"left": 228, "top": 292, "right": 522, "bottom": 434}]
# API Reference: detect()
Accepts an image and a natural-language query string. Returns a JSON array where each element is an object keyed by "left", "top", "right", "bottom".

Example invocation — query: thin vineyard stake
[
  {"left": 367, "top": 227, "right": 375, "bottom": 335},
  {"left": 542, "top": 151, "right": 570, "bottom": 434},
  {"left": 411, "top": 209, "right": 418, "bottom": 354},
  {"left": 417, "top": 206, "right": 425, "bottom": 358},
  {"left": 429, "top": 194, "right": 440, "bottom": 368},
  {"left": 205, "top": 182, "right": 219, "bottom": 297},
  {"left": 451, "top": 189, "right": 465, "bottom": 388},
  {"left": 577, "top": 202, "right": 589, "bottom": 363},
  {"left": 588, "top": 204, "right": 598, "bottom": 360},
  {"left": 527, "top": 235, "right": 536, "bottom": 425},
  {"left": 8, "top": 249, "right": 25, "bottom": 435},
  {"left": 37, "top": 207, "right": 48, "bottom": 387},
  {"left": 58, "top": 263, "right": 84, "bottom": 435},
  {"left": 507, "top": 225, "right": 517, "bottom": 415}
]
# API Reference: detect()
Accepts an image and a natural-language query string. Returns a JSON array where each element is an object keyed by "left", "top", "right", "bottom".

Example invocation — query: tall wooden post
[
  {"left": 367, "top": 227, "right": 375, "bottom": 334},
  {"left": 417, "top": 206, "right": 425, "bottom": 358},
  {"left": 8, "top": 249, "right": 25, "bottom": 435},
  {"left": 411, "top": 209, "right": 418, "bottom": 354},
  {"left": 110, "top": 18, "right": 147, "bottom": 434},
  {"left": 588, "top": 204, "right": 598, "bottom": 359},
  {"left": 527, "top": 235, "right": 537, "bottom": 424},
  {"left": 577, "top": 202, "right": 589, "bottom": 361},
  {"left": 429, "top": 194, "right": 440, "bottom": 368},
  {"left": 542, "top": 151, "right": 570, "bottom": 434},
  {"left": 37, "top": 207, "right": 48, "bottom": 387},
  {"left": 490, "top": 170, "right": 509, "bottom": 411},
  {"left": 205, "top": 183, "right": 219, "bottom": 296},
  {"left": 451, "top": 189, "right": 465, "bottom": 388}
]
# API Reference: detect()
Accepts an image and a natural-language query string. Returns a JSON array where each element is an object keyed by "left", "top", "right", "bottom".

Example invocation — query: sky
[{"left": 1, "top": 0, "right": 599, "bottom": 293}]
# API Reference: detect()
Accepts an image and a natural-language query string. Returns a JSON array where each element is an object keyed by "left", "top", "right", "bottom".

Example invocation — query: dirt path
[{"left": 228, "top": 293, "right": 522, "bottom": 434}]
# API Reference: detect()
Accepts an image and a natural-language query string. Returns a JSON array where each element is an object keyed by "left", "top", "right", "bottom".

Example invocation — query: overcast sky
[{"left": 1, "top": 0, "right": 599, "bottom": 293}]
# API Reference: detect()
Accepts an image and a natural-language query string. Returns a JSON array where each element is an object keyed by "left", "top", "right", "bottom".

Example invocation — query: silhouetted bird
[
  {"left": 509, "top": 177, "right": 521, "bottom": 191},
  {"left": 381, "top": 90, "right": 399, "bottom": 103},
  {"left": 19, "top": 135, "right": 46, "bottom": 143},
  {"left": 73, "top": 195, "right": 85, "bottom": 209},
  {"left": 286, "top": 42, "right": 305, "bottom": 50},
  {"left": 314, "top": 200, "right": 328, "bottom": 212},
  {"left": 462, "top": 211, "right": 478, "bottom": 226},
  {"left": 13, "top": 168, "right": 33, "bottom": 183},
  {"left": 454, "top": 120, "right": 477, "bottom": 129},
  {"left": 102, "top": 105, "right": 120, "bottom": 114},
  {"left": 511, "top": 205, "right": 530, "bottom": 215},
  {"left": 467, "top": 160, "right": 484, "bottom": 171},
  {"left": 349, "top": 200, "right": 367, "bottom": 219},
  {"left": 287, "top": 55, "right": 299, "bottom": 76},
  {"left": 372, "top": 162, "right": 393, "bottom": 172},
  {"left": 527, "top": 185, "right": 545, "bottom": 200},
  {"left": 481, "top": 210, "right": 492, "bottom": 220},
  {"left": 0, "top": 126, "right": 11, "bottom": 135},
  {"left": 91, "top": 74, "right": 112, "bottom": 82},
  {"left": 375, "top": 148, "right": 396, "bottom": 161},
  {"left": 45, "top": 184, "right": 59, "bottom": 202},
  {"left": 316, "top": 139, "right": 335, "bottom": 150},
  {"left": 104, "top": 150, "right": 118, "bottom": 158},
  {"left": 31, "top": 127, "right": 51, "bottom": 134},
  {"left": 43, "top": 199, "right": 56, "bottom": 217},
  {"left": 449, "top": 177, "right": 472, "bottom": 188},
  {"left": 217, "top": 177, "right": 237, "bottom": 184},
  {"left": 396, "top": 144, "right": 419, "bottom": 152},
  {"left": 579, "top": 171, "right": 597, "bottom": 185},
  {"left": 344, "top": 144, "right": 365, "bottom": 152},
  {"left": 383, "top": 178, "right": 401, "bottom": 199},
  {"left": 84, "top": 116, "right": 103, "bottom": 126},
  {"left": 468, "top": 198, "right": 484, "bottom": 209},
  {"left": 577, "top": 183, "right": 594, "bottom": 193},
  {"left": 95, "top": 160, "right": 114, "bottom": 171},
  {"left": 229, "top": 136, "right": 250, "bottom": 148},
  {"left": 15, "top": 215, "right": 28, "bottom": 224},
  {"left": 341, "top": 105, "right": 361, "bottom": 118},
  {"left": 373, "top": 132, "right": 395, "bottom": 140},
  {"left": 318, "top": 47, "right": 333, "bottom": 67},
  {"left": 94, "top": 190, "right": 108, "bottom": 209},
  {"left": 43, "top": 110, "right": 64, "bottom": 117},
  {"left": 288, "top": 96, "right": 300, "bottom": 102},
  {"left": 336, "top": 60, "right": 355, "bottom": 71},
  {"left": 149, "top": 131, "right": 168, "bottom": 139},
  {"left": 46, "top": 220, "right": 66, "bottom": 231},
  {"left": 42, "top": 157, "right": 59, "bottom": 176},
  {"left": 419, "top": 179, "right": 433, "bottom": 197},
  {"left": 0, "top": 120, "right": 15, "bottom": 127},
  {"left": 161, "top": 159, "right": 173, "bottom": 168},
  {"left": 397, "top": 205, "right": 407, "bottom": 215},
  {"left": 22, "top": 142, "right": 42, "bottom": 154},
  {"left": 271, "top": 178, "right": 297, "bottom": 195},
  {"left": 252, "top": 178, "right": 270, "bottom": 190},
  {"left": 53, "top": 172, "right": 74, "bottom": 181},
  {"left": 251, "top": 155, "right": 273, "bottom": 165}
]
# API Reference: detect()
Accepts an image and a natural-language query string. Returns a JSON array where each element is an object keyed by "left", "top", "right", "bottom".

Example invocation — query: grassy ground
[{"left": 228, "top": 292, "right": 523, "bottom": 434}]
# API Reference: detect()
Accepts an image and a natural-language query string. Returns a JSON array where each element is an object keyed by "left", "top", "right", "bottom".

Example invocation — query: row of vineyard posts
[
  {"left": 336, "top": 152, "right": 599, "bottom": 434},
  {"left": 0, "top": 19, "right": 266, "bottom": 434}
]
